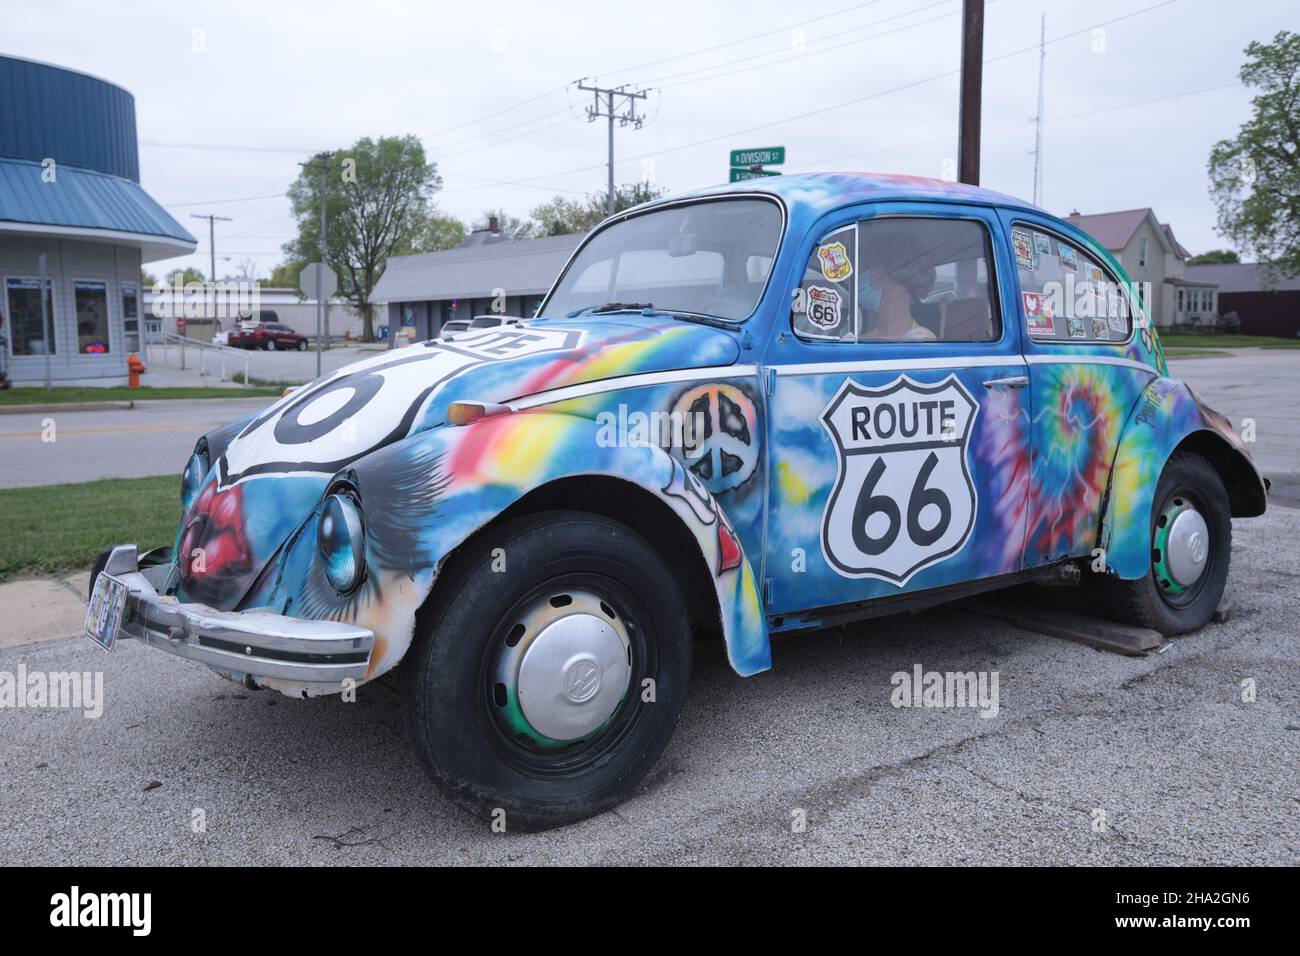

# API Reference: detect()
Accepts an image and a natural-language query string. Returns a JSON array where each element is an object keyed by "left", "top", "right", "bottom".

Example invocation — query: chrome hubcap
[
  {"left": 1165, "top": 507, "right": 1209, "bottom": 586},
  {"left": 492, "top": 590, "right": 631, "bottom": 746}
]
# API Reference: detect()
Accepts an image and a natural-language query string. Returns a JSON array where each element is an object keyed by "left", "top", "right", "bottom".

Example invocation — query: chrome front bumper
[{"left": 99, "top": 544, "right": 374, "bottom": 684}]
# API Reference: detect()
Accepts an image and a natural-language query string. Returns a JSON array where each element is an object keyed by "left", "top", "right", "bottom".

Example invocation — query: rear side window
[
  {"left": 793, "top": 217, "right": 1000, "bottom": 344},
  {"left": 1012, "top": 225, "right": 1131, "bottom": 343}
]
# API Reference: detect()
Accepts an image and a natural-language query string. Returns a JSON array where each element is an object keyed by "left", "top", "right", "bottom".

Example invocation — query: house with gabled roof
[{"left": 1065, "top": 207, "right": 1217, "bottom": 330}]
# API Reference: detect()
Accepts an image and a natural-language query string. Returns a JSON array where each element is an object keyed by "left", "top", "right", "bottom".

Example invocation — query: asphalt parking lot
[{"left": 1, "top": 350, "right": 1297, "bottom": 865}]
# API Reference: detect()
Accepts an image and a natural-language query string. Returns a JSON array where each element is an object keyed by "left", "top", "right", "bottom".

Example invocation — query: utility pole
[
  {"left": 190, "top": 213, "right": 232, "bottom": 281},
  {"left": 957, "top": 0, "right": 985, "bottom": 186},
  {"left": 299, "top": 152, "right": 335, "bottom": 378},
  {"left": 576, "top": 80, "right": 647, "bottom": 216},
  {"left": 1031, "top": 15, "right": 1047, "bottom": 207}
]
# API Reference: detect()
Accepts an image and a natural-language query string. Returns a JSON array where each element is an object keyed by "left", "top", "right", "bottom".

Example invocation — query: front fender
[
  {"left": 273, "top": 410, "right": 770, "bottom": 685},
  {"left": 1101, "top": 378, "right": 1264, "bottom": 579}
]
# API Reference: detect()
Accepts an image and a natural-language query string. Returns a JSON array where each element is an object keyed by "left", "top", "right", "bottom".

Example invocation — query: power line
[
  {"left": 190, "top": 214, "right": 233, "bottom": 280},
  {"left": 576, "top": 80, "right": 648, "bottom": 215},
  {"left": 643, "top": 0, "right": 959, "bottom": 89},
  {"left": 442, "top": 0, "right": 1180, "bottom": 194},
  {"left": 613, "top": 0, "right": 893, "bottom": 77}
]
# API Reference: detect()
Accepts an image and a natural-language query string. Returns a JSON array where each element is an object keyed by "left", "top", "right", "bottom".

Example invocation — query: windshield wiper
[{"left": 566, "top": 302, "right": 654, "bottom": 317}]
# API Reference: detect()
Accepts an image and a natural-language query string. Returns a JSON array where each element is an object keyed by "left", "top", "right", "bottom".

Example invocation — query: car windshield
[{"left": 543, "top": 197, "right": 782, "bottom": 322}]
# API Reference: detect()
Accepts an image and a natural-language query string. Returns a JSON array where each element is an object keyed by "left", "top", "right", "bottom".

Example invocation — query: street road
[
  {"left": 0, "top": 398, "right": 270, "bottom": 489},
  {"left": 1, "top": 508, "right": 1295, "bottom": 865}
]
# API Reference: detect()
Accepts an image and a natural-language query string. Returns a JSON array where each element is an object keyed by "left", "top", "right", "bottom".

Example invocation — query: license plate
[{"left": 84, "top": 573, "right": 129, "bottom": 651}]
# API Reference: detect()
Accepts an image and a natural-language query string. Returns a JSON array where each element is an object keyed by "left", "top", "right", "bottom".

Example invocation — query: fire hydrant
[{"left": 127, "top": 352, "right": 147, "bottom": 389}]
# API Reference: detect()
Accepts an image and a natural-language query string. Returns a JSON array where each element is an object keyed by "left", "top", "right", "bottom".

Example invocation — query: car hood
[
  {"left": 213, "top": 315, "right": 741, "bottom": 486},
  {"left": 175, "top": 316, "right": 740, "bottom": 609}
]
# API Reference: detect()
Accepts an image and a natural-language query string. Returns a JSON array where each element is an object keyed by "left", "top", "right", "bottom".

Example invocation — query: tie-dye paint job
[{"left": 145, "top": 173, "right": 1264, "bottom": 696}]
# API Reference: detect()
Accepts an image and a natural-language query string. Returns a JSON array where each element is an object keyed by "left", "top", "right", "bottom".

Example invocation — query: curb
[{"left": 0, "top": 401, "right": 135, "bottom": 415}]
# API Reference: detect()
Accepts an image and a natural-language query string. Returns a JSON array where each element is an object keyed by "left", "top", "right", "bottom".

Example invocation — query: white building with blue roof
[{"left": 0, "top": 54, "right": 196, "bottom": 385}]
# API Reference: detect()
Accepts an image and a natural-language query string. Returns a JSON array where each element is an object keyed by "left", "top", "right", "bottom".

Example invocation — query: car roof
[{"left": 640, "top": 171, "right": 1041, "bottom": 218}]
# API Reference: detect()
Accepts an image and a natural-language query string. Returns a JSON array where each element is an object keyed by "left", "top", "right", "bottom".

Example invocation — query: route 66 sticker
[
  {"left": 819, "top": 374, "right": 978, "bottom": 584},
  {"left": 806, "top": 286, "right": 843, "bottom": 330}
]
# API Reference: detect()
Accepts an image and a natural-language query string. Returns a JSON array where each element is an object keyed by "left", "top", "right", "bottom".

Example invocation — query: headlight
[
  {"left": 181, "top": 451, "right": 208, "bottom": 511},
  {"left": 318, "top": 491, "right": 365, "bottom": 593}
]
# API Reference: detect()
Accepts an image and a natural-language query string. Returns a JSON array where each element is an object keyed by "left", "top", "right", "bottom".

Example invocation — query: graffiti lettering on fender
[
  {"left": 1135, "top": 380, "right": 1178, "bottom": 428},
  {"left": 820, "top": 375, "right": 978, "bottom": 584}
]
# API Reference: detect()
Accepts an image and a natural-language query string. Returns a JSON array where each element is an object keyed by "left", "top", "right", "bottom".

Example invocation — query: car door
[
  {"left": 998, "top": 211, "right": 1158, "bottom": 568},
  {"left": 762, "top": 202, "right": 1032, "bottom": 617}
]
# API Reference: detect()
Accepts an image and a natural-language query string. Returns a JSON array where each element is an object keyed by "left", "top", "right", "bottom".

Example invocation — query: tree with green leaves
[
  {"left": 1188, "top": 249, "right": 1241, "bottom": 265},
  {"left": 282, "top": 135, "right": 442, "bottom": 341},
  {"left": 1208, "top": 30, "right": 1300, "bottom": 283},
  {"left": 472, "top": 208, "right": 535, "bottom": 240},
  {"left": 162, "top": 266, "right": 206, "bottom": 286},
  {"left": 414, "top": 211, "right": 468, "bottom": 252},
  {"left": 530, "top": 182, "right": 665, "bottom": 237}
]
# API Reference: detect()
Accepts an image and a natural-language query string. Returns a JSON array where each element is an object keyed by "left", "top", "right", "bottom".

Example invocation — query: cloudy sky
[{"left": 7, "top": 0, "right": 1294, "bottom": 279}]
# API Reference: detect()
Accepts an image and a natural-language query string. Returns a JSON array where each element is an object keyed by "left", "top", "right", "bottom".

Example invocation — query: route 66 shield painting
[{"left": 819, "top": 374, "right": 979, "bottom": 584}]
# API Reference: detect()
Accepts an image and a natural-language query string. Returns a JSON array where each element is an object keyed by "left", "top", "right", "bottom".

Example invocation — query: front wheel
[
  {"left": 1105, "top": 452, "right": 1231, "bottom": 634},
  {"left": 264, "top": 339, "right": 277, "bottom": 351},
  {"left": 401, "top": 512, "right": 692, "bottom": 831},
  {"left": 297, "top": 339, "right": 308, "bottom": 351}
]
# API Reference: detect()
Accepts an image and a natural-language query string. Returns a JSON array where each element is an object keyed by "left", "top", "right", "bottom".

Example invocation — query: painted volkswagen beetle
[{"left": 88, "top": 173, "right": 1267, "bottom": 829}]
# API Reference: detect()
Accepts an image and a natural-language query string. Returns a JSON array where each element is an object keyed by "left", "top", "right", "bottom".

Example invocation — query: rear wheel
[
  {"left": 401, "top": 511, "right": 692, "bottom": 830},
  {"left": 265, "top": 339, "right": 277, "bottom": 351},
  {"left": 1104, "top": 452, "right": 1230, "bottom": 634}
]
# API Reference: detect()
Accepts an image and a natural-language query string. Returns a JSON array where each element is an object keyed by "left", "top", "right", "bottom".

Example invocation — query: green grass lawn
[
  {"left": 1159, "top": 333, "right": 1300, "bottom": 349},
  {"left": 0, "top": 475, "right": 178, "bottom": 581},
  {"left": 0, "top": 385, "right": 281, "bottom": 406}
]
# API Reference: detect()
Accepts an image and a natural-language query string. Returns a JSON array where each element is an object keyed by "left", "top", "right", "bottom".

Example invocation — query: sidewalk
[{"left": 0, "top": 571, "right": 90, "bottom": 649}]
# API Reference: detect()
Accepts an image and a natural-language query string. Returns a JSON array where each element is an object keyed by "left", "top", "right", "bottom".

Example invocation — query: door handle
[{"left": 981, "top": 375, "right": 1029, "bottom": 389}]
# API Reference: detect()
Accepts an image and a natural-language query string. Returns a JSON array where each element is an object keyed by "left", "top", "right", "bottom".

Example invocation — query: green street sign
[
  {"left": 729, "top": 167, "right": 781, "bottom": 182},
  {"left": 730, "top": 147, "right": 785, "bottom": 167}
]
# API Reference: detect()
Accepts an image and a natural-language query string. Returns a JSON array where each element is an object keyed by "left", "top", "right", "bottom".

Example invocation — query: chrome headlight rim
[{"left": 317, "top": 485, "right": 367, "bottom": 595}]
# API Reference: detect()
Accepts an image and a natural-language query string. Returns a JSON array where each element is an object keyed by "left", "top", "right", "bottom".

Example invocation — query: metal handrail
[{"left": 146, "top": 331, "right": 252, "bottom": 386}]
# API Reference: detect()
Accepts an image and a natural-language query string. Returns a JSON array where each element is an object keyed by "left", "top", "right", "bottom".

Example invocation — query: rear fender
[{"left": 1101, "top": 378, "right": 1265, "bottom": 579}]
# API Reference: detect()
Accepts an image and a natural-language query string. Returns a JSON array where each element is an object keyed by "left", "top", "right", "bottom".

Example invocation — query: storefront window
[
  {"left": 75, "top": 280, "right": 111, "bottom": 354},
  {"left": 5, "top": 277, "right": 56, "bottom": 356}
]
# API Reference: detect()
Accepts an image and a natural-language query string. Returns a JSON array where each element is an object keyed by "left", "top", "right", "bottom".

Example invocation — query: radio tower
[{"left": 1032, "top": 15, "right": 1046, "bottom": 206}]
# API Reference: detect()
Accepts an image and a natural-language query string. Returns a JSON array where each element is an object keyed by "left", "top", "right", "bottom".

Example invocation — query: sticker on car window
[
  {"left": 805, "top": 285, "right": 843, "bottom": 332},
  {"left": 1066, "top": 315, "right": 1087, "bottom": 338},
  {"left": 1012, "top": 230, "right": 1034, "bottom": 269},
  {"left": 1023, "top": 292, "right": 1054, "bottom": 336},
  {"left": 1090, "top": 317, "right": 1110, "bottom": 339},
  {"left": 1058, "top": 244, "right": 1078, "bottom": 272},
  {"left": 1033, "top": 232, "right": 1052, "bottom": 256},
  {"left": 817, "top": 241, "right": 853, "bottom": 281}
]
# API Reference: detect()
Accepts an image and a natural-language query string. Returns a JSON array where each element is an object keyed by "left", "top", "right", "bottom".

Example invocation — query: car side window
[
  {"left": 1012, "top": 225, "right": 1131, "bottom": 343},
  {"left": 793, "top": 217, "right": 1000, "bottom": 344}
]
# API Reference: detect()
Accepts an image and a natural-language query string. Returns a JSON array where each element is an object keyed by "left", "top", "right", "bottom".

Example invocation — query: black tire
[
  {"left": 88, "top": 549, "right": 111, "bottom": 599},
  {"left": 297, "top": 340, "right": 308, "bottom": 351},
  {"left": 264, "top": 339, "right": 276, "bottom": 351},
  {"left": 1103, "top": 452, "right": 1231, "bottom": 634},
  {"left": 401, "top": 511, "right": 692, "bottom": 831}
]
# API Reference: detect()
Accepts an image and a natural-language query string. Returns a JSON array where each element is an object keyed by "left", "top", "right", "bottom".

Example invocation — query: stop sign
[{"left": 299, "top": 263, "right": 338, "bottom": 301}]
